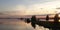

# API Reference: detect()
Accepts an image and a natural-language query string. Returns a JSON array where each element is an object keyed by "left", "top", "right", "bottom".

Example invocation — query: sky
[{"left": 0, "top": 0, "right": 60, "bottom": 16}]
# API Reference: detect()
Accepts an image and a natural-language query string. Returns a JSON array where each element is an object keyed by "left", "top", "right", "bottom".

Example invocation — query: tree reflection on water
[{"left": 25, "top": 14, "right": 60, "bottom": 30}]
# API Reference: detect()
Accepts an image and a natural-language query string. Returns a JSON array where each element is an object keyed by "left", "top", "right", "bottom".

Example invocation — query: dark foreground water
[{"left": 0, "top": 19, "right": 49, "bottom": 30}]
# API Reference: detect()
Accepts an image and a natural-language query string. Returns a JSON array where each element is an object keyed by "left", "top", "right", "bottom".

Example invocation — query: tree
[
  {"left": 54, "top": 14, "right": 59, "bottom": 22},
  {"left": 46, "top": 15, "right": 49, "bottom": 21},
  {"left": 31, "top": 15, "right": 36, "bottom": 28}
]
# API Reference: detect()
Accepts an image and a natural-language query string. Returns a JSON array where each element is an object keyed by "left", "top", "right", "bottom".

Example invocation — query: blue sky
[
  {"left": 0, "top": 0, "right": 55, "bottom": 11},
  {"left": 0, "top": 0, "right": 60, "bottom": 15},
  {"left": 0, "top": 0, "right": 54, "bottom": 6}
]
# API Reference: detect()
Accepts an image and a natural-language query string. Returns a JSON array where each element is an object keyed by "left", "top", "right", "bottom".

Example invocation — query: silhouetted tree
[
  {"left": 46, "top": 15, "right": 49, "bottom": 21},
  {"left": 26, "top": 18, "right": 30, "bottom": 23},
  {"left": 31, "top": 15, "right": 36, "bottom": 28},
  {"left": 54, "top": 14, "right": 59, "bottom": 23},
  {"left": 31, "top": 15, "right": 36, "bottom": 22},
  {"left": 53, "top": 14, "right": 59, "bottom": 29}
]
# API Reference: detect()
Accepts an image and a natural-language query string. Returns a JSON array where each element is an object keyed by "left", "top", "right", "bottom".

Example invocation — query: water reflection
[
  {"left": 0, "top": 19, "right": 49, "bottom": 30},
  {"left": 1, "top": 14, "right": 60, "bottom": 30},
  {"left": 25, "top": 15, "right": 49, "bottom": 30},
  {"left": 25, "top": 14, "right": 60, "bottom": 30}
]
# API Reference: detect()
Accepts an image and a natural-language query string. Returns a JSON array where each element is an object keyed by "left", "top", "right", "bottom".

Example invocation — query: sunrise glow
[{"left": 0, "top": 0, "right": 60, "bottom": 15}]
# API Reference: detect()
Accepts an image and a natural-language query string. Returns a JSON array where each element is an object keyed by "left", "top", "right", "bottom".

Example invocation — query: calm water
[{"left": 0, "top": 19, "right": 49, "bottom": 30}]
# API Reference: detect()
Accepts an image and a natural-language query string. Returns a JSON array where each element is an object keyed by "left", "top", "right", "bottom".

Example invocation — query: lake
[{"left": 0, "top": 19, "right": 49, "bottom": 30}]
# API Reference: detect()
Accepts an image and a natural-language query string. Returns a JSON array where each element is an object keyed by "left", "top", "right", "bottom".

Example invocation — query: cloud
[
  {"left": 0, "top": 0, "right": 60, "bottom": 15},
  {"left": 23, "top": 1, "right": 59, "bottom": 15},
  {"left": 13, "top": 5, "right": 27, "bottom": 10}
]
